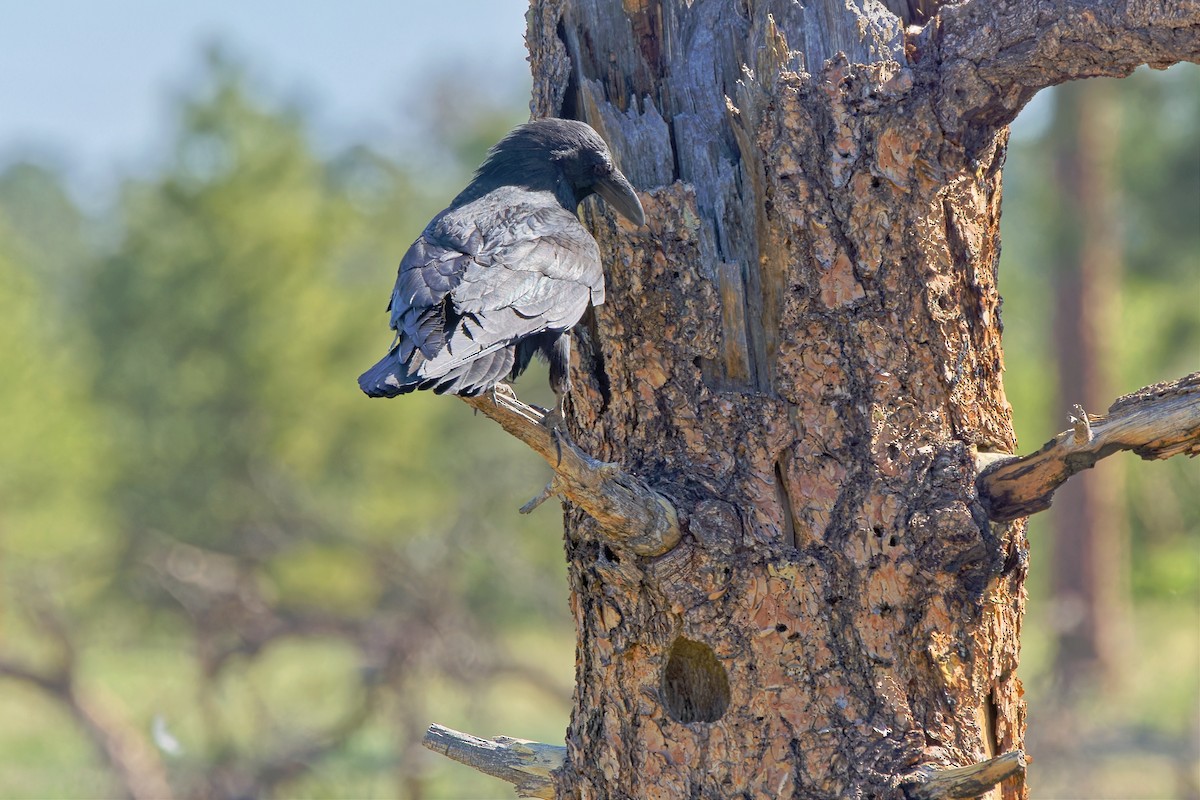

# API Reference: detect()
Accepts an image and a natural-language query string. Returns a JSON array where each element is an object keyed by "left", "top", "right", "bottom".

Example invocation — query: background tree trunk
[
  {"left": 1047, "top": 80, "right": 1131, "bottom": 692},
  {"left": 528, "top": 2, "right": 1027, "bottom": 798}
]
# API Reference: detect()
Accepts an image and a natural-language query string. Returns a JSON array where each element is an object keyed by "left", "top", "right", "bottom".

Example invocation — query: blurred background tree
[
  {"left": 0, "top": 21, "right": 1194, "bottom": 800},
  {"left": 1001, "top": 65, "right": 1200, "bottom": 799},
  {"left": 0, "top": 46, "right": 570, "bottom": 799}
]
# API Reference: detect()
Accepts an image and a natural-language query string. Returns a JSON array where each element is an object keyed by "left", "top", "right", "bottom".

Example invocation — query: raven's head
[{"left": 474, "top": 118, "right": 645, "bottom": 226}]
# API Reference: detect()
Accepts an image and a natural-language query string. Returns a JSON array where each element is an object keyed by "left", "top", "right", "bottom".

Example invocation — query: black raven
[{"left": 358, "top": 118, "right": 644, "bottom": 416}]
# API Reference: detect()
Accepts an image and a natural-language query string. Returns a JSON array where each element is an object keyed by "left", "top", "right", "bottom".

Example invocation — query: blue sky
[
  {"left": 5, "top": 1, "right": 1178, "bottom": 205},
  {"left": 0, "top": 1, "right": 530, "bottom": 194}
]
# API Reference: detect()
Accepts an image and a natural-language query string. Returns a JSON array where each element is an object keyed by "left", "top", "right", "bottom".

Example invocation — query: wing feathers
[{"left": 378, "top": 187, "right": 602, "bottom": 393}]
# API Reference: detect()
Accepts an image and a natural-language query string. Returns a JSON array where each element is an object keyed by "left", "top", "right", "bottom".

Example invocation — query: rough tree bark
[
  {"left": 426, "top": 1, "right": 1200, "bottom": 798},
  {"left": 531, "top": 3, "right": 1023, "bottom": 797}
]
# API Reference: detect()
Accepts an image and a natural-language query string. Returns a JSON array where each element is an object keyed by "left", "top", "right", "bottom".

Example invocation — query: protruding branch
[
  {"left": 901, "top": 750, "right": 1026, "bottom": 799},
  {"left": 933, "top": 0, "right": 1200, "bottom": 135},
  {"left": 422, "top": 723, "right": 565, "bottom": 800},
  {"left": 519, "top": 475, "right": 562, "bottom": 515},
  {"left": 978, "top": 373, "right": 1200, "bottom": 522},
  {"left": 463, "top": 392, "right": 681, "bottom": 556}
]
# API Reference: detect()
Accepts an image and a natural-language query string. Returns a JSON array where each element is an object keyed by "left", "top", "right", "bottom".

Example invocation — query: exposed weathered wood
[
  {"left": 461, "top": 392, "right": 681, "bottom": 556},
  {"left": 422, "top": 724, "right": 565, "bottom": 800},
  {"left": 977, "top": 373, "right": 1200, "bottom": 522},
  {"left": 902, "top": 751, "right": 1027, "bottom": 799}
]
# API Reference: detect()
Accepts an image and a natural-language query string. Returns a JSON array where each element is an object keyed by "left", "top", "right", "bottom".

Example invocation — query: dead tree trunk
[
  {"left": 424, "top": 2, "right": 1199, "bottom": 798},
  {"left": 527, "top": 2, "right": 1198, "bottom": 798},
  {"left": 530, "top": 3, "right": 1022, "bottom": 797}
]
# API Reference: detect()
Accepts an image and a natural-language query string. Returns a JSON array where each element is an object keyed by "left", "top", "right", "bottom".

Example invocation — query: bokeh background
[{"left": 0, "top": 3, "right": 1195, "bottom": 798}]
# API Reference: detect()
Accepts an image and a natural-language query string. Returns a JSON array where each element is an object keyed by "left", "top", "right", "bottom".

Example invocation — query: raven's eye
[{"left": 592, "top": 162, "right": 610, "bottom": 177}]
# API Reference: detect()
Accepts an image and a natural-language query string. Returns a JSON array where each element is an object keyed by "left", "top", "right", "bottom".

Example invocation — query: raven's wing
[{"left": 388, "top": 187, "right": 603, "bottom": 383}]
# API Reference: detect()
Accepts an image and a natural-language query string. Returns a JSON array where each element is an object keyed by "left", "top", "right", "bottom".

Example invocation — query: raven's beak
[{"left": 595, "top": 169, "right": 645, "bottom": 227}]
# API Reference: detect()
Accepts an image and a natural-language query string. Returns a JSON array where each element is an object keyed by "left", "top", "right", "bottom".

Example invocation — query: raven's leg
[
  {"left": 541, "top": 333, "right": 572, "bottom": 466},
  {"left": 544, "top": 332, "right": 571, "bottom": 429}
]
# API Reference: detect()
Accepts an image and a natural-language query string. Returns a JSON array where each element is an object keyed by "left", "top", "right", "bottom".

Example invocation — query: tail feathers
[
  {"left": 358, "top": 349, "right": 418, "bottom": 398},
  {"left": 358, "top": 343, "right": 518, "bottom": 398}
]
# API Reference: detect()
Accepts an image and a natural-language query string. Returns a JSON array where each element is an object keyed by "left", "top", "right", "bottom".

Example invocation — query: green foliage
[
  {"left": 0, "top": 188, "right": 113, "bottom": 606},
  {"left": 0, "top": 50, "right": 570, "bottom": 797}
]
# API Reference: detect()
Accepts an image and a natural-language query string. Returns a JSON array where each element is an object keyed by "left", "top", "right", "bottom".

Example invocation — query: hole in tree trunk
[{"left": 661, "top": 637, "right": 730, "bottom": 723}]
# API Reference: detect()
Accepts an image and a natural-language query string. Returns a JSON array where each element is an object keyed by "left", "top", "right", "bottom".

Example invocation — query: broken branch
[
  {"left": 462, "top": 392, "right": 681, "bottom": 556},
  {"left": 977, "top": 373, "right": 1200, "bottom": 522},
  {"left": 933, "top": 0, "right": 1200, "bottom": 134},
  {"left": 901, "top": 750, "right": 1026, "bottom": 799},
  {"left": 422, "top": 723, "right": 565, "bottom": 800}
]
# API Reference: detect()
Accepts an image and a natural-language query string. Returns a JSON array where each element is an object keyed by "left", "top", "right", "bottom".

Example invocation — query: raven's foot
[
  {"left": 541, "top": 423, "right": 567, "bottom": 467},
  {"left": 541, "top": 390, "right": 571, "bottom": 429},
  {"left": 490, "top": 382, "right": 518, "bottom": 403},
  {"left": 540, "top": 405, "right": 563, "bottom": 432},
  {"left": 541, "top": 393, "right": 572, "bottom": 466}
]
